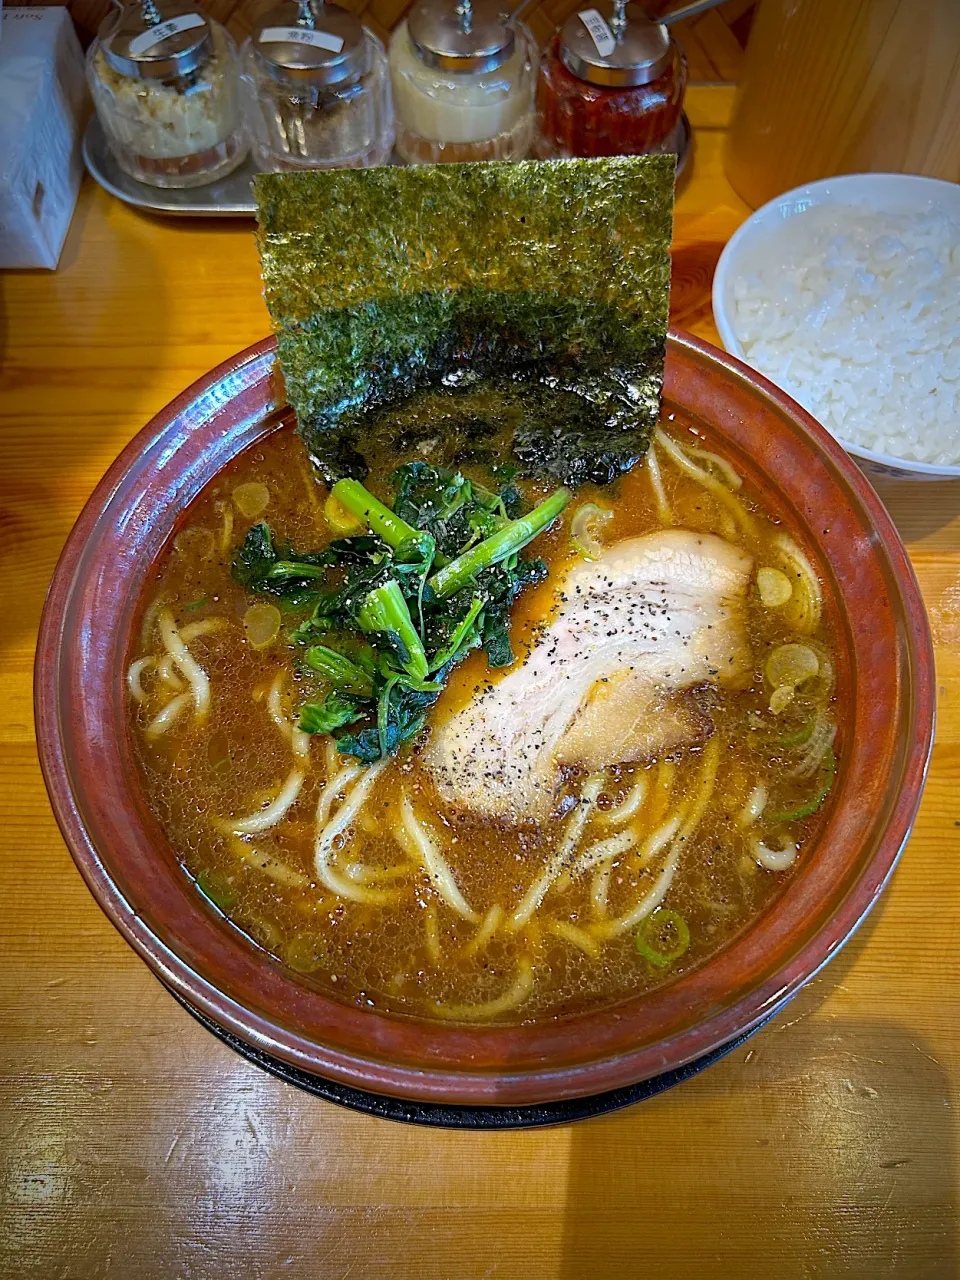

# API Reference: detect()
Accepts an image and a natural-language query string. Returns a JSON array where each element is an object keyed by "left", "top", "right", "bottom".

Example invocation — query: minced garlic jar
[{"left": 87, "top": 0, "right": 248, "bottom": 189}]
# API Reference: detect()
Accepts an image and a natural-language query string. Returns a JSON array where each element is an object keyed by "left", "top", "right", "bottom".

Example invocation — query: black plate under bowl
[{"left": 170, "top": 988, "right": 769, "bottom": 1129}]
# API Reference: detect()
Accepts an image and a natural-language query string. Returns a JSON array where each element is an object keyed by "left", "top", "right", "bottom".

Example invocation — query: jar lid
[
  {"left": 408, "top": 0, "right": 515, "bottom": 75},
  {"left": 252, "top": 0, "right": 367, "bottom": 86},
  {"left": 99, "top": 0, "right": 214, "bottom": 80},
  {"left": 559, "top": 7, "right": 673, "bottom": 88}
]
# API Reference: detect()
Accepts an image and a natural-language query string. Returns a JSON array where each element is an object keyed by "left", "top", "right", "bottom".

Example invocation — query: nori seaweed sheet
[{"left": 254, "top": 157, "right": 675, "bottom": 485}]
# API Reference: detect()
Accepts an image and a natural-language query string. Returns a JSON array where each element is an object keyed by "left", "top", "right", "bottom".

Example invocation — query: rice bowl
[{"left": 713, "top": 174, "right": 960, "bottom": 481}]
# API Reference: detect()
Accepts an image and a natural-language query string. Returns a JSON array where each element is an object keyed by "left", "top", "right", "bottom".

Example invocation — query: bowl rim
[
  {"left": 712, "top": 171, "right": 960, "bottom": 479},
  {"left": 35, "top": 330, "right": 936, "bottom": 1105}
]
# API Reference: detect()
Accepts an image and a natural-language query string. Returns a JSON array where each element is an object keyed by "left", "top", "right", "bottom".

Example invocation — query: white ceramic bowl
[{"left": 713, "top": 173, "right": 960, "bottom": 482}]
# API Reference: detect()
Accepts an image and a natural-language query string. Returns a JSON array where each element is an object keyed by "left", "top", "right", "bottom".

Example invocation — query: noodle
[
  {"left": 397, "top": 794, "right": 479, "bottom": 922},
  {"left": 155, "top": 655, "right": 185, "bottom": 692},
  {"left": 597, "top": 776, "right": 648, "bottom": 826},
  {"left": 461, "top": 904, "right": 503, "bottom": 958},
  {"left": 510, "top": 776, "right": 603, "bottom": 930},
  {"left": 127, "top": 657, "right": 155, "bottom": 703},
  {"left": 752, "top": 838, "right": 799, "bottom": 871},
  {"left": 423, "top": 906, "right": 442, "bottom": 964},
  {"left": 267, "top": 671, "right": 311, "bottom": 761},
  {"left": 649, "top": 760, "right": 675, "bottom": 825},
  {"left": 590, "top": 864, "right": 613, "bottom": 918},
  {"left": 646, "top": 441, "right": 672, "bottom": 524},
  {"left": 737, "top": 784, "right": 767, "bottom": 829},
  {"left": 686, "top": 444, "right": 743, "bottom": 491},
  {"left": 655, "top": 428, "right": 756, "bottom": 535},
  {"left": 216, "top": 502, "right": 234, "bottom": 555},
  {"left": 568, "top": 827, "right": 637, "bottom": 880},
  {"left": 180, "top": 618, "right": 228, "bottom": 643},
  {"left": 548, "top": 919, "right": 600, "bottom": 958},
  {"left": 345, "top": 861, "right": 411, "bottom": 885},
  {"left": 358, "top": 808, "right": 380, "bottom": 836},
  {"left": 267, "top": 671, "right": 292, "bottom": 741},
  {"left": 230, "top": 837, "right": 307, "bottom": 888},
  {"left": 314, "top": 759, "right": 392, "bottom": 903},
  {"left": 595, "top": 738, "right": 721, "bottom": 939},
  {"left": 139, "top": 596, "right": 164, "bottom": 649},
  {"left": 145, "top": 691, "right": 191, "bottom": 738},
  {"left": 716, "top": 508, "right": 738, "bottom": 542},
  {"left": 636, "top": 813, "right": 682, "bottom": 869},
  {"left": 316, "top": 762, "right": 363, "bottom": 827},
  {"left": 678, "top": 736, "right": 722, "bottom": 842},
  {"left": 592, "top": 841, "right": 682, "bottom": 940},
  {"left": 433, "top": 957, "right": 534, "bottom": 1021},
  {"left": 158, "top": 608, "right": 211, "bottom": 718},
  {"left": 225, "top": 767, "right": 305, "bottom": 835}
]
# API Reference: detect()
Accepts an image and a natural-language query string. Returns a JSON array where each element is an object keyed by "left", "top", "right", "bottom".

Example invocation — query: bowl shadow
[
  {"left": 557, "top": 897, "right": 955, "bottom": 1277},
  {"left": 559, "top": 1014, "right": 955, "bottom": 1278}
]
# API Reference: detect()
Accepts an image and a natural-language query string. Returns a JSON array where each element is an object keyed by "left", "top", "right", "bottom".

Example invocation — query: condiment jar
[
  {"left": 536, "top": 2, "right": 687, "bottom": 159},
  {"left": 389, "top": 0, "right": 535, "bottom": 164},
  {"left": 87, "top": 0, "right": 247, "bottom": 188},
  {"left": 241, "top": 0, "right": 393, "bottom": 171}
]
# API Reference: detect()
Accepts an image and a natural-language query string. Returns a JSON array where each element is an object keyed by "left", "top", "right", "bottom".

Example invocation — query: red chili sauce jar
[{"left": 536, "top": 6, "right": 687, "bottom": 159}]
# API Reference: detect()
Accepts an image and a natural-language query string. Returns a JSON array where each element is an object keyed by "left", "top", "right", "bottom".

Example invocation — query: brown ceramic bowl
[{"left": 35, "top": 332, "right": 935, "bottom": 1107}]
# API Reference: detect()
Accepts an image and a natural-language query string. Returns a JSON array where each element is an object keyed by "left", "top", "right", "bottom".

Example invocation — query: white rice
[{"left": 730, "top": 203, "right": 960, "bottom": 466}]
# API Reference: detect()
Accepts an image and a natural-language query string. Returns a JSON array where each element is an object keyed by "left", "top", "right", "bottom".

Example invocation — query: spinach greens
[{"left": 233, "top": 464, "right": 569, "bottom": 762}]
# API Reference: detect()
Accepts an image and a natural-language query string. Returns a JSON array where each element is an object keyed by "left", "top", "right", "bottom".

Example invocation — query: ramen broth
[{"left": 128, "top": 414, "right": 838, "bottom": 1024}]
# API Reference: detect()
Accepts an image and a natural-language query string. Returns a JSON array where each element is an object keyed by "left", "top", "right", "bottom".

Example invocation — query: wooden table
[{"left": 3, "top": 87, "right": 959, "bottom": 1278}]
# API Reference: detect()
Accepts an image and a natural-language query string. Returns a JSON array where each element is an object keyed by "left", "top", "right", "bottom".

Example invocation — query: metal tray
[
  {"left": 82, "top": 114, "right": 692, "bottom": 218},
  {"left": 83, "top": 117, "right": 260, "bottom": 217}
]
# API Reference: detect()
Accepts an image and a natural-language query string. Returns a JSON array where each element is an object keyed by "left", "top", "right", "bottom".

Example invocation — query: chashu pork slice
[{"left": 425, "top": 529, "right": 754, "bottom": 823}]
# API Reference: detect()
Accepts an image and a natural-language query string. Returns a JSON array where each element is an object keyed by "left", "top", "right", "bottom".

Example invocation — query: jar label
[
  {"left": 577, "top": 9, "right": 615, "bottom": 57},
  {"left": 128, "top": 13, "right": 206, "bottom": 56},
  {"left": 258, "top": 25, "right": 345, "bottom": 52}
]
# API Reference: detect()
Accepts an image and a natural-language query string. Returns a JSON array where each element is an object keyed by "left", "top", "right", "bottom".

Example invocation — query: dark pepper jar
[{"left": 535, "top": 7, "right": 687, "bottom": 159}]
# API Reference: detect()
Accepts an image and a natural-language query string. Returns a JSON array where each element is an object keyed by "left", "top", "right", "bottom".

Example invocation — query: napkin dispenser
[{"left": 0, "top": 7, "right": 87, "bottom": 269}]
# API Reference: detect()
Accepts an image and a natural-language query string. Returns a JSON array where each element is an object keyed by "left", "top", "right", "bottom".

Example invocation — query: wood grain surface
[
  {"left": 725, "top": 0, "right": 960, "bottom": 206},
  {"left": 2, "top": 86, "right": 960, "bottom": 1279}
]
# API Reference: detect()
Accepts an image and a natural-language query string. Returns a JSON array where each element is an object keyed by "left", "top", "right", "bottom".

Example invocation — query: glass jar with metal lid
[
  {"left": 535, "top": 1, "right": 687, "bottom": 159},
  {"left": 241, "top": 0, "right": 392, "bottom": 171},
  {"left": 389, "top": 0, "right": 536, "bottom": 164},
  {"left": 87, "top": 0, "right": 247, "bottom": 188}
]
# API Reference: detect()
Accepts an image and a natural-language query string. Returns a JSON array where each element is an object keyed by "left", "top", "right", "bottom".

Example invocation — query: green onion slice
[
  {"left": 571, "top": 502, "right": 613, "bottom": 561},
  {"left": 196, "top": 870, "right": 238, "bottom": 912},
  {"left": 766, "top": 749, "right": 836, "bottom": 824},
  {"left": 635, "top": 907, "right": 691, "bottom": 968},
  {"left": 780, "top": 721, "right": 816, "bottom": 747}
]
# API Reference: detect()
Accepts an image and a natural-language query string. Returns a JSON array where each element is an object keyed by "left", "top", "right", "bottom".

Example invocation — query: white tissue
[{"left": 0, "top": 7, "right": 86, "bottom": 269}]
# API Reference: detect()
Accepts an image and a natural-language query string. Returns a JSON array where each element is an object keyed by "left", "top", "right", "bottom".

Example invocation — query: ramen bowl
[{"left": 35, "top": 332, "right": 934, "bottom": 1108}]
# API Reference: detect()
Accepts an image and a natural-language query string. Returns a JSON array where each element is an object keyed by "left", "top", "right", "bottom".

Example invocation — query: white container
[
  {"left": 0, "top": 7, "right": 86, "bottom": 269},
  {"left": 713, "top": 173, "right": 960, "bottom": 482},
  {"left": 389, "top": 0, "right": 535, "bottom": 165}
]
